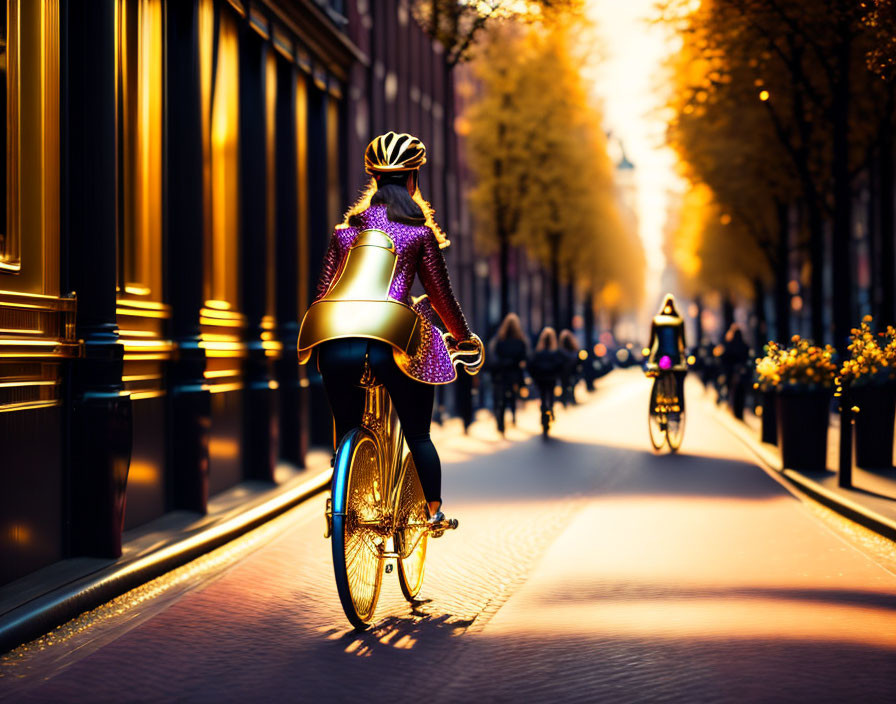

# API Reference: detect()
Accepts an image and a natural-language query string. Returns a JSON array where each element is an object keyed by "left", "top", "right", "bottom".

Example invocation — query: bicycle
[
  {"left": 540, "top": 406, "right": 554, "bottom": 439},
  {"left": 493, "top": 372, "right": 520, "bottom": 434},
  {"left": 324, "top": 332, "right": 484, "bottom": 630},
  {"left": 647, "top": 358, "right": 686, "bottom": 453}
]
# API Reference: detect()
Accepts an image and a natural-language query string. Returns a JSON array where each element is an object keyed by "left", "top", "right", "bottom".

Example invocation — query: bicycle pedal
[{"left": 430, "top": 517, "right": 458, "bottom": 538}]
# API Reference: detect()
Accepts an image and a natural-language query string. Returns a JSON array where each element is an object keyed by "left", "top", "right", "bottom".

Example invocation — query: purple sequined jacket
[{"left": 311, "top": 205, "right": 472, "bottom": 384}]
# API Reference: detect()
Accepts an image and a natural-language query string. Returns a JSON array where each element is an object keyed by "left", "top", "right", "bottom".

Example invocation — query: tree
[
  {"left": 661, "top": 0, "right": 896, "bottom": 349},
  {"left": 412, "top": 0, "right": 583, "bottom": 67},
  {"left": 864, "top": 0, "right": 896, "bottom": 80},
  {"left": 669, "top": 183, "right": 778, "bottom": 342},
  {"left": 664, "top": 8, "right": 801, "bottom": 339},
  {"left": 463, "top": 12, "right": 643, "bottom": 326}
]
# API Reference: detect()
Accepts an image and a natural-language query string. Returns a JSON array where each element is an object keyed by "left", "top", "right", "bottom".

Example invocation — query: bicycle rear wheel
[
  {"left": 395, "top": 453, "right": 428, "bottom": 601},
  {"left": 665, "top": 374, "right": 685, "bottom": 452},
  {"left": 666, "top": 411, "right": 685, "bottom": 452},
  {"left": 331, "top": 428, "right": 385, "bottom": 629},
  {"left": 648, "top": 378, "right": 666, "bottom": 451}
]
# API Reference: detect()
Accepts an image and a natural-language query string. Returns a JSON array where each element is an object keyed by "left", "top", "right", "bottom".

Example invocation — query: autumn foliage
[
  {"left": 662, "top": 0, "right": 896, "bottom": 349},
  {"left": 460, "top": 10, "right": 644, "bottom": 322}
]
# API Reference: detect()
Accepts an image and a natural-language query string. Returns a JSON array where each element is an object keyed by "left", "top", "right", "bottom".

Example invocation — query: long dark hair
[
  {"left": 348, "top": 172, "right": 425, "bottom": 228},
  {"left": 535, "top": 327, "right": 559, "bottom": 352}
]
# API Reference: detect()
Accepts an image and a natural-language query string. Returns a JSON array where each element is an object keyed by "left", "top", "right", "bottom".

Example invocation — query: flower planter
[
  {"left": 777, "top": 390, "right": 830, "bottom": 471},
  {"left": 760, "top": 390, "right": 778, "bottom": 445},
  {"left": 850, "top": 385, "right": 896, "bottom": 469}
]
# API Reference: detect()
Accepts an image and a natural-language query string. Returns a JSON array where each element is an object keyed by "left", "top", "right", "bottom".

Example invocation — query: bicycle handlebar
[{"left": 446, "top": 333, "right": 485, "bottom": 376}]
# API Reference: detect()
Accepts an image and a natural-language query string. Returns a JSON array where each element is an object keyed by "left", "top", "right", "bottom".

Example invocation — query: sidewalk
[
  {"left": 0, "top": 403, "right": 519, "bottom": 656},
  {"left": 0, "top": 454, "right": 332, "bottom": 653},
  {"left": 711, "top": 395, "right": 896, "bottom": 543}
]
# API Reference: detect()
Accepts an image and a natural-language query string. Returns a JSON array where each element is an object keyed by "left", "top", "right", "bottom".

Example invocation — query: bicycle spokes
[
  {"left": 649, "top": 373, "right": 685, "bottom": 452},
  {"left": 395, "top": 454, "right": 428, "bottom": 600},
  {"left": 330, "top": 381, "right": 459, "bottom": 628},
  {"left": 332, "top": 431, "right": 385, "bottom": 628}
]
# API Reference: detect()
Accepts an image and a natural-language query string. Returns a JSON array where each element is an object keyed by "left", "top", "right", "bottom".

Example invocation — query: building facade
[{"left": 0, "top": 0, "right": 472, "bottom": 587}]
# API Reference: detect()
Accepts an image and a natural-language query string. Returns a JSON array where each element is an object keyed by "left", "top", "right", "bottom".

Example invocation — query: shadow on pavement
[
  {"left": 532, "top": 581, "right": 896, "bottom": 612},
  {"left": 448, "top": 436, "right": 789, "bottom": 503},
  {"left": 440, "top": 632, "right": 896, "bottom": 702},
  {"left": 320, "top": 604, "right": 476, "bottom": 659}
]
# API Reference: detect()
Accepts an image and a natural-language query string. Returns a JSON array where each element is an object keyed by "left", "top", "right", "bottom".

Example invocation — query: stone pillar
[
  {"left": 63, "top": 0, "right": 132, "bottom": 557},
  {"left": 240, "top": 28, "right": 278, "bottom": 481},
  {"left": 275, "top": 63, "right": 306, "bottom": 466},
  {"left": 165, "top": 0, "right": 211, "bottom": 512}
]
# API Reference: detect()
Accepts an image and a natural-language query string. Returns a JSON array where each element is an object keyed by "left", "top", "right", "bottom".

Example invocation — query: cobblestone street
[{"left": 3, "top": 370, "right": 896, "bottom": 703}]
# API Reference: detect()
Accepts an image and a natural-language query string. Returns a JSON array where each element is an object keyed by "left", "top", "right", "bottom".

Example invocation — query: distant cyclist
[
  {"left": 530, "top": 327, "right": 565, "bottom": 437},
  {"left": 489, "top": 313, "right": 529, "bottom": 434},
  {"left": 645, "top": 294, "right": 688, "bottom": 411},
  {"left": 298, "top": 132, "right": 481, "bottom": 526}
]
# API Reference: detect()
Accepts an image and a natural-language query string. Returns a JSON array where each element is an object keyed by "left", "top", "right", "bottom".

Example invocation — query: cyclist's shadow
[{"left": 321, "top": 599, "right": 476, "bottom": 657}]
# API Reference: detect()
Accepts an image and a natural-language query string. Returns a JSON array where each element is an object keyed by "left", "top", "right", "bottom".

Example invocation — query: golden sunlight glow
[
  {"left": 588, "top": 0, "right": 687, "bottom": 321},
  {"left": 599, "top": 280, "right": 623, "bottom": 309},
  {"left": 126, "top": 460, "right": 161, "bottom": 486},
  {"left": 9, "top": 523, "right": 32, "bottom": 545},
  {"left": 209, "top": 437, "right": 240, "bottom": 459}
]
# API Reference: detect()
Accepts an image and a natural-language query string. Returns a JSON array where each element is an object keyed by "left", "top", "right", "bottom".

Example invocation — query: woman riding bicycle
[
  {"left": 645, "top": 293, "right": 688, "bottom": 409},
  {"left": 297, "top": 132, "right": 480, "bottom": 526}
]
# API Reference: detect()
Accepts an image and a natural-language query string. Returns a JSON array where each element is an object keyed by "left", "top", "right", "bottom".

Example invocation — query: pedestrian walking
[
  {"left": 558, "top": 329, "right": 583, "bottom": 406},
  {"left": 722, "top": 323, "right": 751, "bottom": 420}
]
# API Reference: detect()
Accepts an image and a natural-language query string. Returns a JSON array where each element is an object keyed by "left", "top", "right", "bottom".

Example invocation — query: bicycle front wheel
[
  {"left": 648, "top": 378, "right": 666, "bottom": 451},
  {"left": 395, "top": 453, "right": 428, "bottom": 601},
  {"left": 331, "top": 428, "right": 385, "bottom": 629}
]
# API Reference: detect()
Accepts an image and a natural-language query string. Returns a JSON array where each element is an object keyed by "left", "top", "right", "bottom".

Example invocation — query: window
[
  {"left": 201, "top": 0, "right": 241, "bottom": 310},
  {"left": 0, "top": 1, "right": 19, "bottom": 273},
  {"left": 117, "top": 0, "right": 163, "bottom": 299}
]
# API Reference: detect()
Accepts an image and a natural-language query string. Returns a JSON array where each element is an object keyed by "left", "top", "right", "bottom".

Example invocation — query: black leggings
[{"left": 317, "top": 339, "right": 441, "bottom": 505}]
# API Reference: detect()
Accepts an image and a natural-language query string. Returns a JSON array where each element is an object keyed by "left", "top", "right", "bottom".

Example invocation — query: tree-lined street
[
  {"left": 3, "top": 3, "right": 896, "bottom": 701},
  {"left": 4, "top": 370, "right": 896, "bottom": 702},
  {"left": 664, "top": 0, "right": 896, "bottom": 346}
]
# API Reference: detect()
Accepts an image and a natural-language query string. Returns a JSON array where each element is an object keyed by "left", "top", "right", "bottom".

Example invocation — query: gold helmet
[{"left": 364, "top": 131, "right": 427, "bottom": 174}]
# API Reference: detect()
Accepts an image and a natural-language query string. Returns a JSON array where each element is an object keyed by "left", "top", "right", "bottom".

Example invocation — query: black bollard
[{"left": 839, "top": 389, "right": 853, "bottom": 489}]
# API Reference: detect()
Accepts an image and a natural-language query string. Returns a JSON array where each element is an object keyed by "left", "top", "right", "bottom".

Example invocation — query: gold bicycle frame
[{"left": 324, "top": 377, "right": 429, "bottom": 561}]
